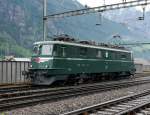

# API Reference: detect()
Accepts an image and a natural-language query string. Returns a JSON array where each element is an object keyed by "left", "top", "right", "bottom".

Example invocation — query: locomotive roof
[{"left": 34, "top": 41, "right": 131, "bottom": 53}]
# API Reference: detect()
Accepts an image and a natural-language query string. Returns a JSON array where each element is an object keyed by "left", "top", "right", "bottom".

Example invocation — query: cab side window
[
  {"left": 120, "top": 53, "right": 127, "bottom": 59},
  {"left": 105, "top": 51, "right": 109, "bottom": 58},
  {"left": 121, "top": 54, "right": 127, "bottom": 59},
  {"left": 61, "top": 47, "right": 66, "bottom": 57},
  {"left": 97, "top": 50, "right": 102, "bottom": 58},
  {"left": 53, "top": 45, "right": 58, "bottom": 56},
  {"left": 111, "top": 52, "right": 116, "bottom": 60},
  {"left": 80, "top": 47, "right": 87, "bottom": 56}
]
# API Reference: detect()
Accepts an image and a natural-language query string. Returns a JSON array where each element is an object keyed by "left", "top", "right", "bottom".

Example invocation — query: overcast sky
[{"left": 77, "top": 0, "right": 150, "bottom": 11}]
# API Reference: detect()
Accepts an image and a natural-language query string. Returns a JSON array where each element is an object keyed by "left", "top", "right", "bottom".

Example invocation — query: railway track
[
  {"left": 0, "top": 75, "right": 148, "bottom": 94},
  {"left": 62, "top": 89, "right": 150, "bottom": 115},
  {"left": 0, "top": 76, "right": 148, "bottom": 93},
  {"left": 0, "top": 84, "right": 50, "bottom": 94},
  {"left": 0, "top": 78, "right": 150, "bottom": 112}
]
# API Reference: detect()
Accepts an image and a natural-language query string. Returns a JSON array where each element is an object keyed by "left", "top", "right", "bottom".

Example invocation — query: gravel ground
[{"left": 3, "top": 82, "right": 150, "bottom": 115}]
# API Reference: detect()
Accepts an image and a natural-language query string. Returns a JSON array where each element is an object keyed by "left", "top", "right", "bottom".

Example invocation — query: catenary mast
[{"left": 43, "top": 0, "right": 47, "bottom": 41}]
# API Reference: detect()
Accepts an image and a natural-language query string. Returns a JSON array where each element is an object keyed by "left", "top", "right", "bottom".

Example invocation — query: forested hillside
[{"left": 0, "top": 0, "right": 144, "bottom": 57}]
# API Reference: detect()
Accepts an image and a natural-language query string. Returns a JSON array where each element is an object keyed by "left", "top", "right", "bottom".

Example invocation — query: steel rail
[
  {"left": 0, "top": 85, "right": 50, "bottom": 94},
  {"left": 0, "top": 85, "right": 32, "bottom": 93},
  {"left": 0, "top": 75, "right": 146, "bottom": 94},
  {"left": 62, "top": 89, "right": 150, "bottom": 115},
  {"left": 0, "top": 74, "right": 146, "bottom": 94},
  {"left": 0, "top": 78, "right": 149, "bottom": 98}
]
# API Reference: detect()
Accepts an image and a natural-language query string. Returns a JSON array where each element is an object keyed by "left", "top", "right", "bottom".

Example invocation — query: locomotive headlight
[
  {"left": 45, "top": 65, "right": 48, "bottom": 68},
  {"left": 30, "top": 65, "right": 32, "bottom": 68}
]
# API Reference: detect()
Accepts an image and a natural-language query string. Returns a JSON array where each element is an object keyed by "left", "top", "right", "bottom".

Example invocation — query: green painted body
[{"left": 30, "top": 42, "right": 135, "bottom": 84}]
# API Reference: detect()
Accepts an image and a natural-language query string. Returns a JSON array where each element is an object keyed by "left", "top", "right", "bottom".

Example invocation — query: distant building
[
  {"left": 3, "top": 56, "right": 30, "bottom": 62},
  {"left": 134, "top": 58, "right": 150, "bottom": 73},
  {"left": 14, "top": 58, "right": 31, "bottom": 62}
]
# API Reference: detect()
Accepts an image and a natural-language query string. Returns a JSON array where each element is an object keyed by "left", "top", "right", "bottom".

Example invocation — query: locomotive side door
[{"left": 105, "top": 51, "right": 109, "bottom": 71}]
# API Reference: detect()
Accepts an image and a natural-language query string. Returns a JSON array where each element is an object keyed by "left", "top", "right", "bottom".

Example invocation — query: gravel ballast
[{"left": 4, "top": 82, "right": 150, "bottom": 115}]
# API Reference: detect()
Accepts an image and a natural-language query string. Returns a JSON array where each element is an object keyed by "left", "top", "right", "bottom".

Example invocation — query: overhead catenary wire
[
  {"left": 120, "top": 42, "right": 150, "bottom": 45},
  {"left": 43, "top": 0, "right": 150, "bottom": 41},
  {"left": 45, "top": 0, "right": 150, "bottom": 19}
]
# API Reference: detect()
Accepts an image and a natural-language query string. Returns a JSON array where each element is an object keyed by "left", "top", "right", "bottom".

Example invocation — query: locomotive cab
[
  {"left": 26, "top": 43, "right": 58, "bottom": 85},
  {"left": 31, "top": 44, "right": 53, "bottom": 69}
]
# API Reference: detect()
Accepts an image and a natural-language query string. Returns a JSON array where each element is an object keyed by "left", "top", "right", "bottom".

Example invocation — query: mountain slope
[
  {"left": 104, "top": 8, "right": 150, "bottom": 59},
  {"left": 0, "top": 0, "right": 139, "bottom": 57}
]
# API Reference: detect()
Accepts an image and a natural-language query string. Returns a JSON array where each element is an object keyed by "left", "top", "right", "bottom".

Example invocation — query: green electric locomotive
[{"left": 26, "top": 37, "right": 135, "bottom": 85}]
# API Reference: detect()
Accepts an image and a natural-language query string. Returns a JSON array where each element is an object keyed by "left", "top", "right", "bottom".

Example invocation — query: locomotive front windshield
[
  {"left": 33, "top": 44, "right": 53, "bottom": 56},
  {"left": 41, "top": 44, "right": 53, "bottom": 55}
]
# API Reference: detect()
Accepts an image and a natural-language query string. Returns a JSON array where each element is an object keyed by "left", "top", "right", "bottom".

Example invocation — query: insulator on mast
[
  {"left": 138, "top": 1, "right": 147, "bottom": 20},
  {"left": 96, "top": 12, "right": 102, "bottom": 26}
]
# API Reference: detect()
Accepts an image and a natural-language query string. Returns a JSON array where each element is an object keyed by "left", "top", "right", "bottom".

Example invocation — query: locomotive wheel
[{"left": 129, "top": 74, "right": 135, "bottom": 79}]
